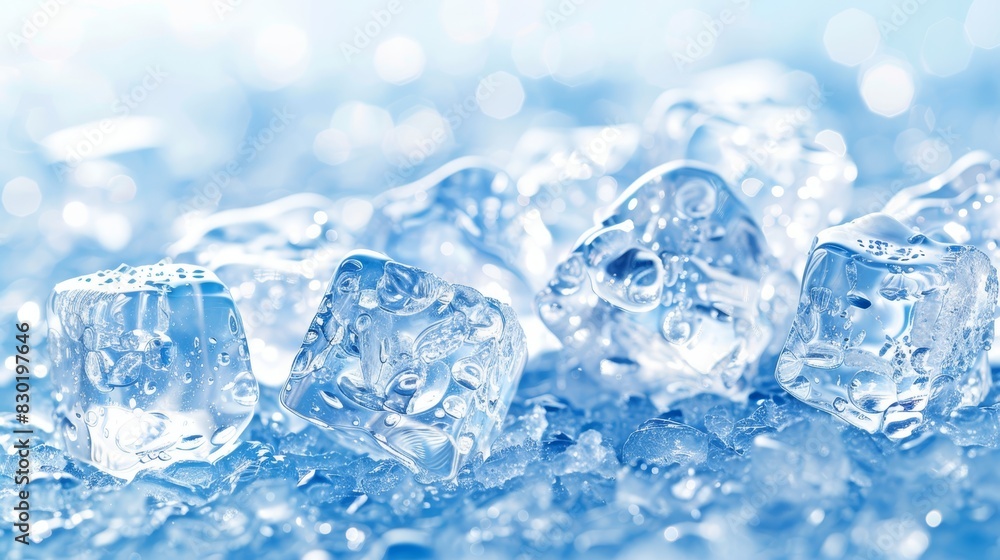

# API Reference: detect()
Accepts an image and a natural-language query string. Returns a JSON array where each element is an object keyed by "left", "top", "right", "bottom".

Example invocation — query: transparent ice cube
[
  {"left": 280, "top": 250, "right": 527, "bottom": 480},
  {"left": 642, "top": 62, "right": 857, "bottom": 274},
  {"left": 776, "top": 213, "right": 997, "bottom": 440},
  {"left": 47, "top": 263, "right": 259, "bottom": 479},
  {"left": 885, "top": 150, "right": 1000, "bottom": 365},
  {"left": 536, "top": 162, "right": 794, "bottom": 407}
]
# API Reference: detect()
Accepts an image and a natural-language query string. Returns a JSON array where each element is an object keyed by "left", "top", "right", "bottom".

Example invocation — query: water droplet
[
  {"left": 116, "top": 412, "right": 176, "bottom": 453},
  {"left": 176, "top": 434, "right": 205, "bottom": 451},
  {"left": 452, "top": 360, "right": 484, "bottom": 390},
  {"left": 210, "top": 426, "right": 238, "bottom": 446},
  {"left": 833, "top": 397, "right": 848, "bottom": 412},
  {"left": 84, "top": 410, "right": 98, "bottom": 426},
  {"left": 320, "top": 390, "right": 344, "bottom": 409},
  {"left": 231, "top": 371, "right": 259, "bottom": 406},
  {"left": 217, "top": 352, "right": 231, "bottom": 366},
  {"left": 62, "top": 417, "right": 78, "bottom": 442},
  {"left": 442, "top": 395, "right": 468, "bottom": 418},
  {"left": 384, "top": 413, "right": 400, "bottom": 427},
  {"left": 849, "top": 370, "right": 897, "bottom": 413}
]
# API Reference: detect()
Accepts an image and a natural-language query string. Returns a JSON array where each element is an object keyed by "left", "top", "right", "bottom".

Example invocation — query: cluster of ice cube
[{"left": 29, "top": 64, "right": 1000, "bottom": 559}]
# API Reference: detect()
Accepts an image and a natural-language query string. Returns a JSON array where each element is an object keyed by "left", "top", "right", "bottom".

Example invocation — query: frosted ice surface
[
  {"left": 47, "top": 263, "right": 258, "bottom": 479},
  {"left": 280, "top": 250, "right": 527, "bottom": 480},
  {"left": 537, "top": 162, "right": 794, "bottom": 407},
  {"left": 642, "top": 62, "right": 857, "bottom": 274},
  {"left": 776, "top": 213, "right": 997, "bottom": 440},
  {"left": 885, "top": 151, "right": 1000, "bottom": 365},
  {"left": 168, "top": 194, "right": 354, "bottom": 386}
]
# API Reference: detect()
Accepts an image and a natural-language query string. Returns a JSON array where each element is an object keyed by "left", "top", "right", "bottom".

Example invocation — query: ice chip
[
  {"left": 776, "top": 213, "right": 997, "bottom": 440},
  {"left": 47, "top": 263, "right": 258, "bottom": 479},
  {"left": 280, "top": 250, "right": 527, "bottom": 480},
  {"left": 885, "top": 150, "right": 1000, "bottom": 365},
  {"left": 537, "top": 162, "right": 794, "bottom": 407}
]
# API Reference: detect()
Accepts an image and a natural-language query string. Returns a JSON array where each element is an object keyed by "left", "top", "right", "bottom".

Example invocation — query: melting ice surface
[
  {"left": 537, "top": 161, "right": 794, "bottom": 407},
  {"left": 777, "top": 214, "right": 997, "bottom": 439},
  {"left": 281, "top": 250, "right": 527, "bottom": 480},
  {"left": 46, "top": 263, "right": 259, "bottom": 479}
]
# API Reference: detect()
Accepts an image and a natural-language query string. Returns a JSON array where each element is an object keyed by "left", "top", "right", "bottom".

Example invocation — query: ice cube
[
  {"left": 536, "top": 162, "right": 794, "bottom": 407},
  {"left": 642, "top": 62, "right": 857, "bottom": 275},
  {"left": 364, "top": 157, "right": 554, "bottom": 354},
  {"left": 775, "top": 213, "right": 997, "bottom": 440},
  {"left": 47, "top": 263, "right": 258, "bottom": 479},
  {"left": 168, "top": 194, "right": 353, "bottom": 386},
  {"left": 280, "top": 250, "right": 527, "bottom": 480},
  {"left": 884, "top": 151, "right": 1000, "bottom": 365}
]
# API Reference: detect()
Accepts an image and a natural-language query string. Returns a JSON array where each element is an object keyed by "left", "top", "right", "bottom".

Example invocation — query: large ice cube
[
  {"left": 642, "top": 62, "right": 857, "bottom": 274},
  {"left": 884, "top": 151, "right": 1000, "bottom": 365},
  {"left": 168, "top": 194, "right": 356, "bottom": 386},
  {"left": 776, "top": 213, "right": 997, "bottom": 440},
  {"left": 536, "top": 162, "right": 793, "bottom": 407},
  {"left": 47, "top": 263, "right": 259, "bottom": 479},
  {"left": 280, "top": 250, "right": 527, "bottom": 480}
]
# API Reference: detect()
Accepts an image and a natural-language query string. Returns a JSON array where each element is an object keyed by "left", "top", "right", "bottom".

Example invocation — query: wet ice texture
[
  {"left": 884, "top": 151, "right": 1000, "bottom": 365},
  {"left": 280, "top": 250, "right": 527, "bottom": 480},
  {"left": 642, "top": 63, "right": 857, "bottom": 274},
  {"left": 537, "top": 162, "right": 792, "bottom": 405},
  {"left": 168, "top": 194, "right": 353, "bottom": 385},
  {"left": 47, "top": 263, "right": 259, "bottom": 479},
  {"left": 776, "top": 213, "right": 997, "bottom": 440}
]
